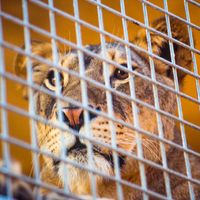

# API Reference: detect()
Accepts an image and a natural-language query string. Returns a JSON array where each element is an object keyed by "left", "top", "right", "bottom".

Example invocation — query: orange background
[{"left": 1, "top": 0, "right": 200, "bottom": 175}]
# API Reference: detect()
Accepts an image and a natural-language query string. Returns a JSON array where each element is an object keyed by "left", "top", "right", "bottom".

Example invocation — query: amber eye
[
  {"left": 44, "top": 70, "right": 64, "bottom": 91},
  {"left": 48, "top": 70, "right": 56, "bottom": 86},
  {"left": 113, "top": 64, "right": 129, "bottom": 80}
]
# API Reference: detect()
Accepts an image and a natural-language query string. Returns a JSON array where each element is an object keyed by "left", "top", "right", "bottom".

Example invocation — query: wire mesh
[{"left": 0, "top": 0, "right": 200, "bottom": 200}]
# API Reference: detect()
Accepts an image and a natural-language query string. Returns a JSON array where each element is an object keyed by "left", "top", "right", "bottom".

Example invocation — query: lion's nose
[
  {"left": 61, "top": 106, "right": 99, "bottom": 131},
  {"left": 62, "top": 107, "right": 84, "bottom": 131}
]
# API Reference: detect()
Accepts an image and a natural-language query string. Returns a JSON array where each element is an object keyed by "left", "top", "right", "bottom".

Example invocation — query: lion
[{"left": 1, "top": 17, "right": 200, "bottom": 200}]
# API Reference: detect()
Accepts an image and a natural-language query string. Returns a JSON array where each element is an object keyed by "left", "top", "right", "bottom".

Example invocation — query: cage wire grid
[{"left": 0, "top": 0, "right": 200, "bottom": 200}]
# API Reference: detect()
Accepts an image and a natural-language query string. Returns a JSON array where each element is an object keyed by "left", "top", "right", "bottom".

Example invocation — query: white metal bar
[
  {"left": 22, "top": 0, "right": 41, "bottom": 199},
  {"left": 0, "top": 162, "right": 170, "bottom": 200},
  {"left": 86, "top": 0, "right": 200, "bottom": 48},
  {"left": 30, "top": 0, "right": 200, "bottom": 67},
  {"left": 0, "top": 167, "right": 84, "bottom": 200},
  {"left": 30, "top": 0, "right": 200, "bottom": 44},
  {"left": 142, "top": 2, "right": 173, "bottom": 199},
  {"left": 48, "top": 0, "right": 70, "bottom": 194},
  {"left": 1, "top": 55, "right": 200, "bottom": 141},
  {"left": 0, "top": 123, "right": 200, "bottom": 189},
  {"left": 138, "top": 0, "right": 200, "bottom": 31},
  {"left": 0, "top": 1, "right": 12, "bottom": 198},
  {"left": 1, "top": 65, "right": 200, "bottom": 153},
  {"left": 73, "top": 0, "right": 97, "bottom": 198},
  {"left": 0, "top": 100, "right": 199, "bottom": 199},
  {"left": 1, "top": 91, "right": 200, "bottom": 162},
  {"left": 188, "top": 0, "right": 200, "bottom": 7},
  {"left": 1, "top": 10, "right": 200, "bottom": 81},
  {"left": 2, "top": 37, "right": 200, "bottom": 108},
  {"left": 96, "top": 0, "right": 124, "bottom": 199},
  {"left": 120, "top": 1, "right": 149, "bottom": 199},
  {"left": 163, "top": 0, "right": 195, "bottom": 199}
]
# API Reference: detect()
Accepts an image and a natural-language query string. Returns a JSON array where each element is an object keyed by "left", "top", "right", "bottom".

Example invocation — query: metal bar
[
  {"left": 73, "top": 0, "right": 97, "bottom": 198},
  {"left": 164, "top": 1, "right": 195, "bottom": 199},
  {"left": 1, "top": 67, "right": 200, "bottom": 144},
  {"left": 31, "top": 0, "right": 200, "bottom": 67},
  {"left": 0, "top": 167, "right": 84, "bottom": 200},
  {"left": 1, "top": 96, "right": 200, "bottom": 161},
  {"left": 1, "top": 66, "right": 200, "bottom": 140},
  {"left": 0, "top": 164, "right": 169, "bottom": 200},
  {"left": 48, "top": 0, "right": 70, "bottom": 193},
  {"left": 120, "top": 0, "right": 148, "bottom": 199},
  {"left": 188, "top": 0, "right": 200, "bottom": 7},
  {"left": 0, "top": 1, "right": 12, "bottom": 198},
  {"left": 1, "top": 10, "right": 200, "bottom": 81},
  {"left": 138, "top": 0, "right": 200, "bottom": 31},
  {"left": 86, "top": 0, "right": 200, "bottom": 46},
  {"left": 142, "top": 1, "right": 173, "bottom": 199},
  {"left": 0, "top": 120, "right": 200, "bottom": 188},
  {"left": 22, "top": 1, "right": 41, "bottom": 199},
  {"left": 2, "top": 39, "right": 200, "bottom": 108},
  {"left": 96, "top": 0, "right": 124, "bottom": 199}
]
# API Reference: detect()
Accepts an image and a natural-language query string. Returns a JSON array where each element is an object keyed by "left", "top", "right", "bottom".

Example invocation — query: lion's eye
[
  {"left": 44, "top": 70, "right": 64, "bottom": 91},
  {"left": 48, "top": 70, "right": 56, "bottom": 86},
  {"left": 113, "top": 64, "right": 129, "bottom": 80},
  {"left": 113, "top": 63, "right": 137, "bottom": 80},
  {"left": 114, "top": 69, "right": 128, "bottom": 80}
]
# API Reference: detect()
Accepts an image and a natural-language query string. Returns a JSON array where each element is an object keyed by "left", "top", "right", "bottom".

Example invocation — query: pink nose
[{"left": 62, "top": 108, "right": 83, "bottom": 128}]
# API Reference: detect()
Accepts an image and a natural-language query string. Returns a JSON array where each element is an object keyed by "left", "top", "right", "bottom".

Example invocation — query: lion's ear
[
  {"left": 14, "top": 41, "right": 53, "bottom": 98},
  {"left": 134, "top": 17, "right": 192, "bottom": 82}
]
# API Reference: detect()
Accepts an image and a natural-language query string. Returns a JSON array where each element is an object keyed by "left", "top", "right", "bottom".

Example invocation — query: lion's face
[
  {"left": 15, "top": 17, "right": 192, "bottom": 197},
  {"left": 32, "top": 43, "right": 177, "bottom": 195}
]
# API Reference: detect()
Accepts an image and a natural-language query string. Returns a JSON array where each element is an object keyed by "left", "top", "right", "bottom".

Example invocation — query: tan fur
[{"left": 14, "top": 17, "right": 200, "bottom": 199}]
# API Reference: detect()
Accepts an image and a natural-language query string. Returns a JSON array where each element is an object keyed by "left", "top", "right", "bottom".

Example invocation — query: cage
[{"left": 0, "top": 0, "right": 200, "bottom": 200}]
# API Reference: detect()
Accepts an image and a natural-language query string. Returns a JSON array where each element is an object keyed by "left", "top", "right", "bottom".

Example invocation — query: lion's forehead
[
  {"left": 64, "top": 43, "right": 148, "bottom": 72},
  {"left": 58, "top": 44, "right": 149, "bottom": 100}
]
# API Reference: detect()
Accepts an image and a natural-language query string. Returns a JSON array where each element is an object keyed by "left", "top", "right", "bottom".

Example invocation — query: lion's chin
[{"left": 58, "top": 154, "right": 113, "bottom": 195}]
